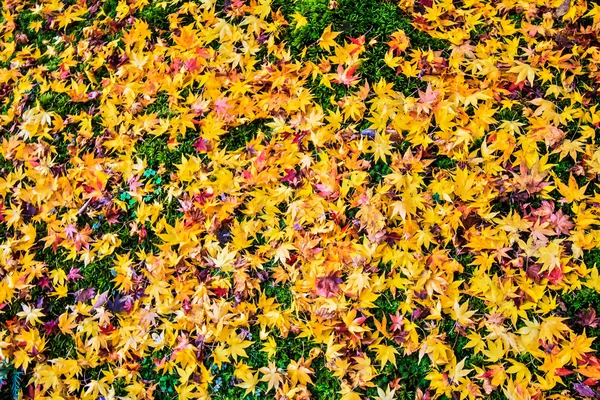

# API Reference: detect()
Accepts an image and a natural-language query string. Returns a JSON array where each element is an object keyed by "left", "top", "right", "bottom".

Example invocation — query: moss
[
  {"left": 0, "top": 153, "right": 14, "bottom": 174},
  {"left": 136, "top": 134, "right": 198, "bottom": 171},
  {"left": 273, "top": 0, "right": 444, "bottom": 97},
  {"left": 372, "top": 291, "right": 402, "bottom": 319},
  {"left": 275, "top": 0, "right": 333, "bottom": 55},
  {"left": 262, "top": 282, "right": 293, "bottom": 309},
  {"left": 37, "top": 246, "right": 116, "bottom": 298},
  {"left": 139, "top": 350, "right": 179, "bottom": 400},
  {"left": 13, "top": 11, "right": 55, "bottom": 49},
  {"left": 561, "top": 289, "right": 600, "bottom": 316},
  {"left": 433, "top": 155, "right": 457, "bottom": 170},
  {"left": 144, "top": 94, "right": 177, "bottom": 119},
  {"left": 138, "top": 3, "right": 179, "bottom": 34},
  {"left": 548, "top": 154, "right": 576, "bottom": 184},
  {"left": 101, "top": 0, "right": 120, "bottom": 20},
  {"left": 559, "top": 277, "right": 600, "bottom": 352},
  {"left": 369, "top": 158, "right": 392, "bottom": 185},
  {"left": 5, "top": 0, "right": 600, "bottom": 398},
  {"left": 584, "top": 249, "right": 600, "bottom": 267},
  {"left": 37, "top": 93, "right": 90, "bottom": 118},
  {"left": 396, "top": 355, "right": 432, "bottom": 395},
  {"left": 221, "top": 120, "right": 269, "bottom": 151},
  {"left": 78, "top": 260, "right": 116, "bottom": 293},
  {"left": 311, "top": 356, "right": 340, "bottom": 399},
  {"left": 305, "top": 77, "right": 347, "bottom": 110}
]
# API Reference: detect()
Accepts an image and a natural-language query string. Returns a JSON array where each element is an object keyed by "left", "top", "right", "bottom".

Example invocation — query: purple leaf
[
  {"left": 67, "top": 267, "right": 83, "bottom": 282},
  {"left": 92, "top": 290, "right": 110, "bottom": 310},
  {"left": 74, "top": 287, "right": 96, "bottom": 303},
  {"left": 574, "top": 383, "right": 596, "bottom": 398}
]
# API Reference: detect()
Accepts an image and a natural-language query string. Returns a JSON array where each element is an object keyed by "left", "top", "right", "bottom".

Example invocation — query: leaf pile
[{"left": 1, "top": 0, "right": 600, "bottom": 399}]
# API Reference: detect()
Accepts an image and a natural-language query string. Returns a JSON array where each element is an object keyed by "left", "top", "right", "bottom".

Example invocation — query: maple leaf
[
  {"left": 530, "top": 219, "right": 555, "bottom": 244},
  {"left": 371, "top": 132, "right": 393, "bottom": 162},
  {"left": 332, "top": 64, "right": 360, "bottom": 86},
  {"left": 450, "top": 301, "right": 476, "bottom": 328},
  {"left": 550, "top": 209, "right": 574, "bottom": 235},
  {"left": 67, "top": 267, "right": 83, "bottom": 282},
  {"left": 58, "top": 312, "right": 78, "bottom": 334},
  {"left": 561, "top": 331, "right": 595, "bottom": 364},
  {"left": 506, "top": 360, "right": 532, "bottom": 383},
  {"left": 319, "top": 24, "right": 341, "bottom": 51},
  {"left": 291, "top": 13, "right": 308, "bottom": 29},
  {"left": 287, "top": 358, "right": 314, "bottom": 386},
  {"left": 261, "top": 336, "right": 278, "bottom": 359},
  {"left": 375, "top": 385, "right": 397, "bottom": 400},
  {"left": 63, "top": 224, "right": 77, "bottom": 239},
  {"left": 384, "top": 50, "right": 402, "bottom": 69},
  {"left": 388, "top": 30, "right": 410, "bottom": 53},
  {"left": 315, "top": 271, "right": 343, "bottom": 298},
  {"left": 176, "top": 384, "right": 202, "bottom": 400},
  {"left": 236, "top": 370, "right": 259, "bottom": 396},
  {"left": 419, "top": 83, "right": 439, "bottom": 103},
  {"left": 555, "top": 0, "right": 572, "bottom": 18},
  {"left": 509, "top": 62, "right": 537, "bottom": 86},
  {"left": 227, "top": 334, "right": 253, "bottom": 361},
  {"left": 539, "top": 316, "right": 570, "bottom": 342},
  {"left": 214, "top": 97, "right": 233, "bottom": 118},
  {"left": 208, "top": 245, "right": 238, "bottom": 272},
  {"left": 373, "top": 344, "right": 399, "bottom": 368},
  {"left": 5, "top": 0, "right": 600, "bottom": 395},
  {"left": 348, "top": 35, "right": 366, "bottom": 56},
  {"left": 537, "top": 240, "right": 563, "bottom": 273},
  {"left": 417, "top": 82, "right": 439, "bottom": 113},
  {"left": 554, "top": 173, "right": 588, "bottom": 203},
  {"left": 556, "top": 139, "right": 584, "bottom": 162},
  {"left": 448, "top": 357, "right": 472, "bottom": 383},
  {"left": 573, "top": 382, "right": 596, "bottom": 398},
  {"left": 482, "top": 339, "right": 505, "bottom": 362},
  {"left": 16, "top": 304, "right": 45, "bottom": 326},
  {"left": 512, "top": 160, "right": 553, "bottom": 195},
  {"left": 576, "top": 309, "right": 600, "bottom": 328},
  {"left": 259, "top": 361, "right": 283, "bottom": 392}
]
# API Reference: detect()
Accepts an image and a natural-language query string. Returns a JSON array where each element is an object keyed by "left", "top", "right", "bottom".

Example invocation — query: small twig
[{"left": 77, "top": 198, "right": 93, "bottom": 216}]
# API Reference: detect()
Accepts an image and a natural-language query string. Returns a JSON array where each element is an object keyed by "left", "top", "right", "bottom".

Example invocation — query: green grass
[{"left": 46, "top": 335, "right": 77, "bottom": 360}]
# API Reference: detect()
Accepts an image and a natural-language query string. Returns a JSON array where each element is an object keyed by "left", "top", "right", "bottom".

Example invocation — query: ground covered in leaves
[{"left": 2, "top": 0, "right": 600, "bottom": 399}]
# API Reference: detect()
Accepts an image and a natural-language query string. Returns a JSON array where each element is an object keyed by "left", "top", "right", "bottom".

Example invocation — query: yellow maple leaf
[
  {"left": 319, "top": 24, "right": 341, "bottom": 51},
  {"left": 16, "top": 304, "right": 45, "bottom": 326},
  {"left": 509, "top": 62, "right": 537, "bottom": 86},
  {"left": 287, "top": 358, "right": 314, "bottom": 386},
  {"left": 554, "top": 173, "right": 588, "bottom": 203},
  {"left": 373, "top": 343, "right": 398, "bottom": 368},
  {"left": 291, "top": 13, "right": 308, "bottom": 29}
]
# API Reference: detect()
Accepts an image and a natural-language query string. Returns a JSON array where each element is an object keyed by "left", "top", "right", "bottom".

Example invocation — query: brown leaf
[
  {"left": 576, "top": 308, "right": 600, "bottom": 328},
  {"left": 556, "top": 0, "right": 571, "bottom": 17}
]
